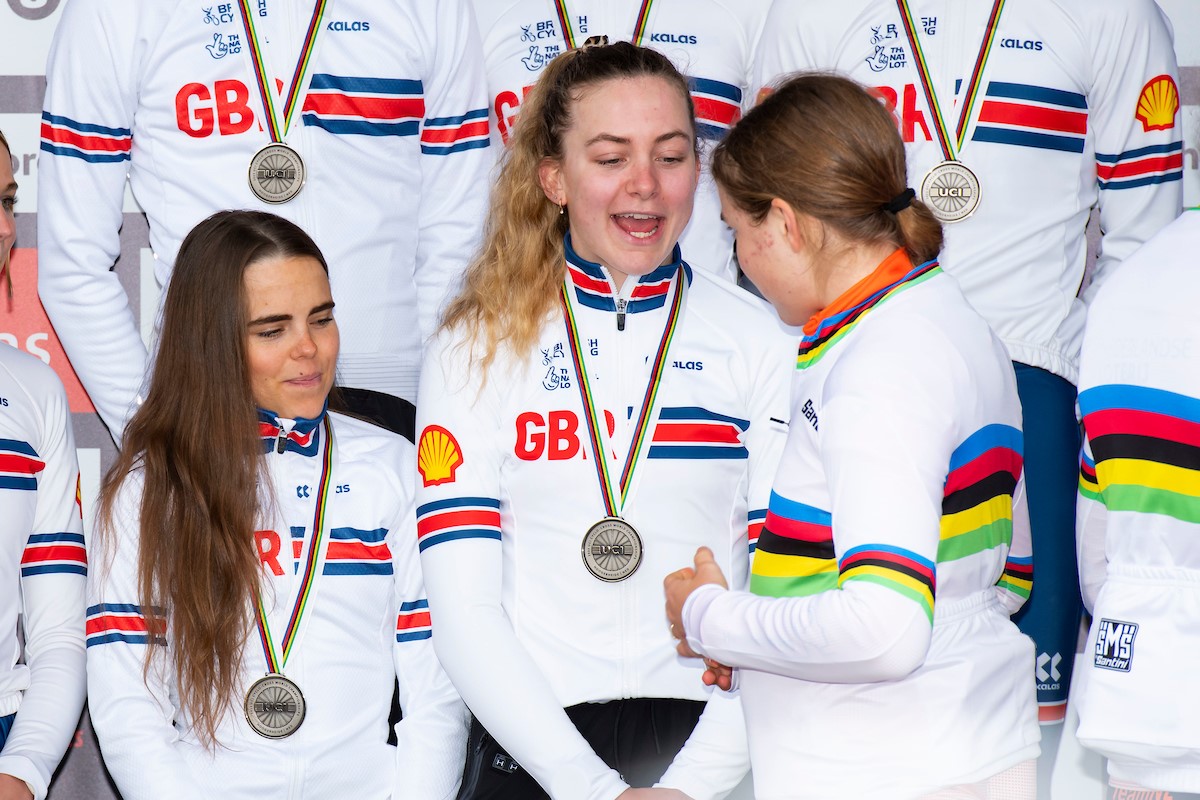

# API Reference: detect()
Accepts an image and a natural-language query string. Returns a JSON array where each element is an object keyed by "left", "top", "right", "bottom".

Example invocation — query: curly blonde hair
[{"left": 440, "top": 42, "right": 695, "bottom": 374}]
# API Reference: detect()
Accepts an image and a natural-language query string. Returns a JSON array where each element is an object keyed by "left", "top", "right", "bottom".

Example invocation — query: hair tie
[
  {"left": 580, "top": 35, "right": 609, "bottom": 48},
  {"left": 885, "top": 188, "right": 915, "bottom": 214}
]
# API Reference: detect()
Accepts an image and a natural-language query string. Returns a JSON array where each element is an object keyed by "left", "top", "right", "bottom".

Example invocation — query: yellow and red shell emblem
[
  {"left": 1135, "top": 74, "right": 1179, "bottom": 132},
  {"left": 418, "top": 425, "right": 464, "bottom": 487}
]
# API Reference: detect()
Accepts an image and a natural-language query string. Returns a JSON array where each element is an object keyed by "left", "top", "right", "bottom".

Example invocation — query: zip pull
[
  {"left": 276, "top": 429, "right": 289, "bottom": 454},
  {"left": 615, "top": 297, "right": 627, "bottom": 331}
]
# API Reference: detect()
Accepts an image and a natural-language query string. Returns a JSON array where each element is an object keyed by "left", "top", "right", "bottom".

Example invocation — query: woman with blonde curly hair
[{"left": 419, "top": 40, "right": 792, "bottom": 800}]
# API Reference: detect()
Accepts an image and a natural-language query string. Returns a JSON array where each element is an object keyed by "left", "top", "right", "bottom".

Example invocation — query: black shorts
[{"left": 457, "top": 698, "right": 705, "bottom": 799}]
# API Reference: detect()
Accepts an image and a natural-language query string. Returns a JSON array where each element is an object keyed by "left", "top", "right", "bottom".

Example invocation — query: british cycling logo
[{"left": 7, "top": 0, "right": 59, "bottom": 20}]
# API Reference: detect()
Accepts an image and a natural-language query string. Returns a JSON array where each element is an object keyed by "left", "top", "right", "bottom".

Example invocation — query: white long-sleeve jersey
[
  {"left": 1074, "top": 209, "right": 1200, "bottom": 792},
  {"left": 0, "top": 344, "right": 86, "bottom": 800},
  {"left": 470, "top": 0, "right": 770, "bottom": 281},
  {"left": 86, "top": 411, "right": 468, "bottom": 800},
  {"left": 683, "top": 252, "right": 1039, "bottom": 799},
  {"left": 38, "top": 0, "right": 492, "bottom": 440},
  {"left": 417, "top": 240, "right": 793, "bottom": 800},
  {"left": 752, "top": 0, "right": 1183, "bottom": 383}
]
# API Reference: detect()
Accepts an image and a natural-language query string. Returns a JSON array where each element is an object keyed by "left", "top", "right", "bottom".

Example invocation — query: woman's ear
[
  {"left": 769, "top": 197, "right": 807, "bottom": 253},
  {"left": 538, "top": 158, "right": 565, "bottom": 205}
]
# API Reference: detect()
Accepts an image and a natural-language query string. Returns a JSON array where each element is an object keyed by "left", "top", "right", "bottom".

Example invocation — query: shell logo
[
  {"left": 418, "top": 425, "right": 464, "bottom": 487},
  {"left": 1135, "top": 74, "right": 1179, "bottom": 132}
]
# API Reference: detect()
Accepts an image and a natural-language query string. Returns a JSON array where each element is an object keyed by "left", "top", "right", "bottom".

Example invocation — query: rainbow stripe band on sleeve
[
  {"left": 839, "top": 544, "right": 936, "bottom": 624},
  {"left": 939, "top": 424, "right": 1022, "bottom": 563},
  {"left": 750, "top": 491, "right": 939, "bottom": 624},
  {"left": 797, "top": 262, "right": 940, "bottom": 371},
  {"left": 1079, "top": 384, "right": 1200, "bottom": 523},
  {"left": 750, "top": 492, "right": 836, "bottom": 598},
  {"left": 1079, "top": 449, "right": 1100, "bottom": 500}
]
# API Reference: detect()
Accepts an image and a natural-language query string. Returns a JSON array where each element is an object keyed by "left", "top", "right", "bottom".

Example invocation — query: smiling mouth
[{"left": 613, "top": 213, "right": 662, "bottom": 239}]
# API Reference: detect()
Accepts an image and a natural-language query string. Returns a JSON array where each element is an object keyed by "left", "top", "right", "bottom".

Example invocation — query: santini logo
[
  {"left": 801, "top": 399, "right": 818, "bottom": 431},
  {"left": 1094, "top": 618, "right": 1138, "bottom": 672}
]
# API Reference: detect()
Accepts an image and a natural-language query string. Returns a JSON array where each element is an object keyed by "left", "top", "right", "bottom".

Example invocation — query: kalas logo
[
  {"left": 649, "top": 32, "right": 698, "bottom": 45},
  {"left": 327, "top": 20, "right": 370, "bottom": 31},
  {"left": 1000, "top": 38, "right": 1042, "bottom": 51}
]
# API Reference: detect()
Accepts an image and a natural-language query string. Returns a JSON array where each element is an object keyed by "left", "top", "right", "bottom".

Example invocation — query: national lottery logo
[{"left": 1094, "top": 618, "right": 1138, "bottom": 672}]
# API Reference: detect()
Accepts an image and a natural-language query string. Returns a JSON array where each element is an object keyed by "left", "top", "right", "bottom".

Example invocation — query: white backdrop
[{"left": 1, "top": 0, "right": 1197, "bottom": 797}]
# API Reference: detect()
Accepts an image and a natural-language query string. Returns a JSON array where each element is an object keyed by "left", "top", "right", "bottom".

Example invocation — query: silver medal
[
  {"left": 920, "top": 161, "right": 981, "bottom": 223},
  {"left": 581, "top": 517, "right": 643, "bottom": 582},
  {"left": 245, "top": 673, "right": 306, "bottom": 739},
  {"left": 248, "top": 144, "right": 306, "bottom": 204}
]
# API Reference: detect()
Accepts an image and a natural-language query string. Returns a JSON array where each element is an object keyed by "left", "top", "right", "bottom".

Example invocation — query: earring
[{"left": 559, "top": 203, "right": 565, "bottom": 216}]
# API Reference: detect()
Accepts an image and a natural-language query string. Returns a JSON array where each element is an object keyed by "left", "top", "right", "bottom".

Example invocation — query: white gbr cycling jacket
[
  {"left": 38, "top": 0, "right": 492, "bottom": 439},
  {"left": 417, "top": 241, "right": 793, "bottom": 800},
  {"left": 86, "top": 412, "right": 468, "bottom": 800}
]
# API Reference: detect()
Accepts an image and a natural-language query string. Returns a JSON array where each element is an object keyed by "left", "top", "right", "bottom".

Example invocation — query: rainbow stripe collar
[{"left": 798, "top": 252, "right": 940, "bottom": 370}]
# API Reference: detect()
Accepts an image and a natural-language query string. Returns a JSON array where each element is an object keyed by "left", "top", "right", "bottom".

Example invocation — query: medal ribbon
[
  {"left": 895, "top": 0, "right": 1006, "bottom": 160},
  {"left": 253, "top": 416, "right": 333, "bottom": 674},
  {"left": 237, "top": 0, "right": 329, "bottom": 142},
  {"left": 553, "top": 0, "right": 656, "bottom": 50},
  {"left": 559, "top": 267, "right": 686, "bottom": 517}
]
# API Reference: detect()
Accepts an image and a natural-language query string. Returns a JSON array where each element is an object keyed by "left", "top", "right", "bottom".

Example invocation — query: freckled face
[
  {"left": 719, "top": 188, "right": 818, "bottom": 325},
  {"left": 243, "top": 255, "right": 338, "bottom": 420}
]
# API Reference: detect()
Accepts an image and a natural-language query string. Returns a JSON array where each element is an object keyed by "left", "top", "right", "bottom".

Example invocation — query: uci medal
[
  {"left": 245, "top": 673, "right": 306, "bottom": 738},
  {"left": 582, "top": 517, "right": 643, "bottom": 582},
  {"left": 920, "top": 161, "right": 980, "bottom": 224},
  {"left": 248, "top": 144, "right": 305, "bottom": 204}
]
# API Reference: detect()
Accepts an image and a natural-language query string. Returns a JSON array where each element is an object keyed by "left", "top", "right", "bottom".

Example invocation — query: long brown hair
[
  {"left": 97, "top": 210, "right": 329, "bottom": 747},
  {"left": 713, "top": 73, "right": 943, "bottom": 264},
  {"left": 440, "top": 41, "right": 696, "bottom": 374}
]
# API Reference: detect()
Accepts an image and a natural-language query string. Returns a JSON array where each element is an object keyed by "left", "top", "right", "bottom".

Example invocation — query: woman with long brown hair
[
  {"left": 418, "top": 40, "right": 792, "bottom": 800},
  {"left": 0, "top": 130, "right": 87, "bottom": 800},
  {"left": 664, "top": 73, "right": 1040, "bottom": 799},
  {"left": 86, "top": 210, "right": 467, "bottom": 799}
]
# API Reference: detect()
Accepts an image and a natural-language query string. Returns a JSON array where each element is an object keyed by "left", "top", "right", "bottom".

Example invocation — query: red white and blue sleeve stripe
[
  {"left": 1096, "top": 142, "right": 1183, "bottom": 191},
  {"left": 21, "top": 532, "right": 87, "bottom": 577},
  {"left": 416, "top": 497, "right": 501, "bottom": 552},
  {"left": 396, "top": 599, "right": 433, "bottom": 642},
  {"left": 420, "top": 108, "right": 489, "bottom": 155},
  {"left": 85, "top": 603, "right": 164, "bottom": 648},
  {"left": 39, "top": 113, "right": 132, "bottom": 164}
]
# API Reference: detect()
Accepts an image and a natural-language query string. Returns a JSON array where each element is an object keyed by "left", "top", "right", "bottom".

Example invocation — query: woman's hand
[
  {"left": 0, "top": 774, "right": 33, "bottom": 800},
  {"left": 664, "top": 547, "right": 729, "bottom": 664}
]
